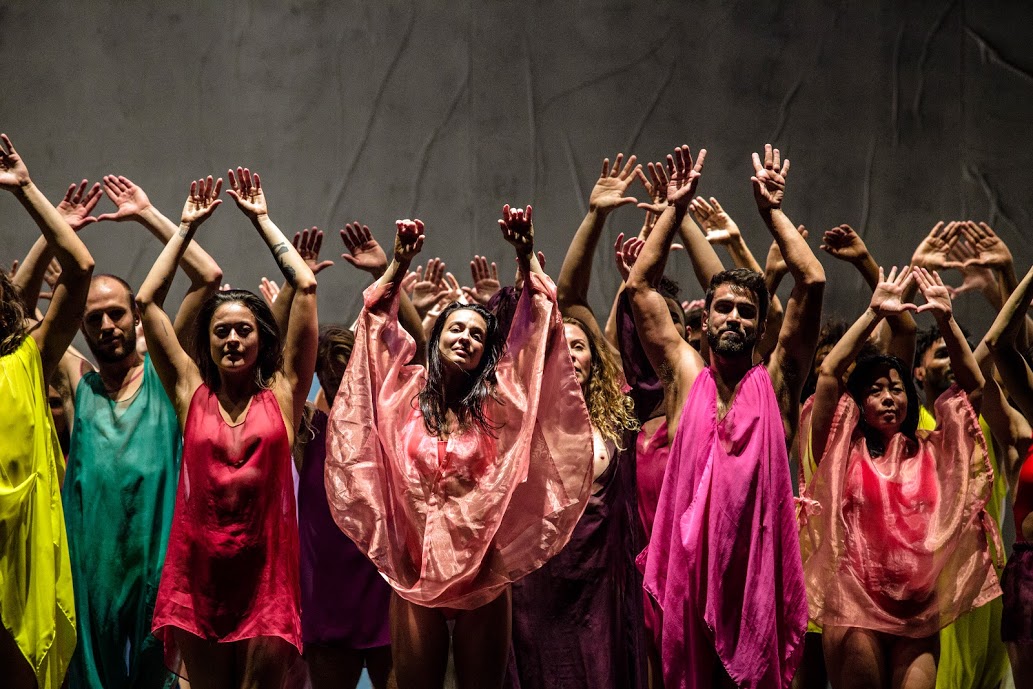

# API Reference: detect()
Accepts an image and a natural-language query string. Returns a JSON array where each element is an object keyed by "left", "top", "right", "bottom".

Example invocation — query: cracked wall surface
[{"left": 1, "top": 0, "right": 1031, "bottom": 336}]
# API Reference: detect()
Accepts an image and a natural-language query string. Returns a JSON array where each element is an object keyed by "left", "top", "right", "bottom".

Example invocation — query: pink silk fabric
[
  {"left": 325, "top": 274, "right": 594, "bottom": 609},
  {"left": 798, "top": 386, "right": 1001, "bottom": 637},
  {"left": 642, "top": 366, "right": 807, "bottom": 689}
]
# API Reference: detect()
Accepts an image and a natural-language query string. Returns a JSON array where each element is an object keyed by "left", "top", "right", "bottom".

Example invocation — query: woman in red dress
[{"left": 136, "top": 169, "right": 317, "bottom": 689}]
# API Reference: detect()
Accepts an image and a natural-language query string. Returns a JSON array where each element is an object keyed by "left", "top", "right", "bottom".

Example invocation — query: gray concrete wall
[{"left": 2, "top": 0, "right": 1032, "bottom": 338}]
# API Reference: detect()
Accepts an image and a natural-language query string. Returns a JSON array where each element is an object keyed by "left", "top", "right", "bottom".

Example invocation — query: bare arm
[
  {"left": 0, "top": 135, "right": 95, "bottom": 381},
  {"left": 750, "top": 145, "right": 826, "bottom": 417},
  {"left": 914, "top": 267, "right": 983, "bottom": 400},
  {"left": 226, "top": 167, "right": 318, "bottom": 430},
  {"left": 973, "top": 339, "right": 1032, "bottom": 486},
  {"left": 136, "top": 176, "right": 221, "bottom": 416},
  {"left": 986, "top": 263, "right": 1033, "bottom": 420}
]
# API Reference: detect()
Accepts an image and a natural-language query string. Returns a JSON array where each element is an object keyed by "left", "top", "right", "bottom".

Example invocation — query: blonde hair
[{"left": 564, "top": 317, "right": 639, "bottom": 448}]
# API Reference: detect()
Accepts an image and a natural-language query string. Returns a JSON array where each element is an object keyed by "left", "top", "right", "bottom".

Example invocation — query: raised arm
[
  {"left": 135, "top": 176, "right": 221, "bottom": 415},
  {"left": 0, "top": 134, "right": 95, "bottom": 380},
  {"left": 753, "top": 145, "right": 826, "bottom": 414},
  {"left": 226, "top": 167, "right": 317, "bottom": 428},
  {"left": 626, "top": 145, "right": 707, "bottom": 404},
  {"left": 499, "top": 204, "right": 544, "bottom": 280},
  {"left": 557, "top": 153, "right": 639, "bottom": 343},
  {"left": 810, "top": 267, "right": 916, "bottom": 463},
  {"left": 821, "top": 224, "right": 916, "bottom": 364},
  {"left": 914, "top": 267, "right": 983, "bottom": 399},
  {"left": 96, "top": 174, "right": 223, "bottom": 348},
  {"left": 986, "top": 263, "right": 1033, "bottom": 420}
]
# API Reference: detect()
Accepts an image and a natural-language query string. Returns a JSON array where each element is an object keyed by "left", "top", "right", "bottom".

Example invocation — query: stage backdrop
[{"left": 2, "top": 0, "right": 1031, "bottom": 341}]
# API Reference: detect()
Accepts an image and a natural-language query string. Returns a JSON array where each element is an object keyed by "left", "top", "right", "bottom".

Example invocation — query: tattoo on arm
[
  {"left": 272, "top": 242, "right": 290, "bottom": 257},
  {"left": 280, "top": 262, "right": 297, "bottom": 287}
]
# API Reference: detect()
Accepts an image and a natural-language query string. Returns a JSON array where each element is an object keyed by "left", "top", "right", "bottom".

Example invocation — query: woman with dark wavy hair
[
  {"left": 325, "top": 207, "right": 594, "bottom": 689},
  {"left": 137, "top": 168, "right": 317, "bottom": 689},
  {"left": 0, "top": 133, "right": 95, "bottom": 689},
  {"left": 800, "top": 266, "right": 1000, "bottom": 689}
]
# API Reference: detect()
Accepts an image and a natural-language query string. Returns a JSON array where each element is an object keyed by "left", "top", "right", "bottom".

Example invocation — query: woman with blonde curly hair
[{"left": 506, "top": 152, "right": 645, "bottom": 689}]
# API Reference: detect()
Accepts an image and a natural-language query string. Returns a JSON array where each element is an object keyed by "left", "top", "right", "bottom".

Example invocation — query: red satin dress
[{"left": 151, "top": 385, "right": 302, "bottom": 672}]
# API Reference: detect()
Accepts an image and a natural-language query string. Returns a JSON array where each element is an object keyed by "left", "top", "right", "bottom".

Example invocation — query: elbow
[
  {"left": 67, "top": 255, "right": 95, "bottom": 280},
  {"left": 202, "top": 265, "right": 224, "bottom": 290},
  {"left": 624, "top": 272, "right": 651, "bottom": 296},
  {"left": 295, "top": 275, "right": 318, "bottom": 295},
  {"left": 135, "top": 291, "right": 155, "bottom": 313},
  {"left": 797, "top": 267, "right": 826, "bottom": 291}
]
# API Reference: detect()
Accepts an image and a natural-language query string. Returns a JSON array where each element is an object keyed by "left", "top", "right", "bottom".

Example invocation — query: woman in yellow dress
[{"left": 0, "top": 133, "right": 95, "bottom": 689}]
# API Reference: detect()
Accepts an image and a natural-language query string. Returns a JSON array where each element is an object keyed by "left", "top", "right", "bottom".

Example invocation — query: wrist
[{"left": 11, "top": 179, "right": 35, "bottom": 199}]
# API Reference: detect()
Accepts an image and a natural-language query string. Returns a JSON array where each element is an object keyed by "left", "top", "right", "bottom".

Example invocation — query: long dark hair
[
  {"left": 846, "top": 354, "right": 920, "bottom": 458},
  {"left": 418, "top": 301, "right": 504, "bottom": 437},
  {"left": 192, "top": 289, "right": 283, "bottom": 392},
  {"left": 0, "top": 270, "right": 26, "bottom": 357}
]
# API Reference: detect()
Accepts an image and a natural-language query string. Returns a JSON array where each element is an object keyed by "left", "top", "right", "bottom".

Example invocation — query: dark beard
[
  {"left": 707, "top": 327, "right": 756, "bottom": 356},
  {"left": 89, "top": 338, "right": 134, "bottom": 364}
]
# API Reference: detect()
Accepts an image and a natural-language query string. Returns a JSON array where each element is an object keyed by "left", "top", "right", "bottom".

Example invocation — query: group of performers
[{"left": 0, "top": 130, "right": 1031, "bottom": 689}]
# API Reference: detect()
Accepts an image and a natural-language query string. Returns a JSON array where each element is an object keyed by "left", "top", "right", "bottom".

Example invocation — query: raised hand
[
  {"left": 911, "top": 221, "right": 961, "bottom": 270},
  {"left": 820, "top": 224, "right": 869, "bottom": 264},
  {"left": 613, "top": 232, "right": 645, "bottom": 282},
  {"left": 410, "top": 257, "right": 447, "bottom": 313},
  {"left": 462, "top": 255, "right": 500, "bottom": 305},
  {"left": 96, "top": 175, "right": 152, "bottom": 222},
  {"left": 957, "top": 221, "right": 1013, "bottom": 270},
  {"left": 663, "top": 144, "right": 706, "bottom": 209},
  {"left": 259, "top": 277, "right": 280, "bottom": 305},
  {"left": 180, "top": 175, "right": 223, "bottom": 227},
  {"left": 690, "top": 196, "right": 740, "bottom": 245},
  {"left": 339, "top": 222, "right": 388, "bottom": 276},
  {"left": 751, "top": 144, "right": 790, "bottom": 211},
  {"left": 227, "top": 166, "right": 268, "bottom": 218},
  {"left": 393, "top": 219, "right": 425, "bottom": 264},
  {"left": 499, "top": 204, "right": 534, "bottom": 253},
  {"left": 588, "top": 153, "right": 640, "bottom": 214},
  {"left": 869, "top": 266, "right": 917, "bottom": 317},
  {"left": 635, "top": 161, "right": 670, "bottom": 215},
  {"left": 56, "top": 179, "right": 102, "bottom": 231},
  {"left": 292, "top": 227, "right": 335, "bottom": 274},
  {"left": 0, "top": 134, "right": 31, "bottom": 189},
  {"left": 913, "top": 266, "right": 952, "bottom": 317},
  {"left": 946, "top": 237, "right": 997, "bottom": 299}
]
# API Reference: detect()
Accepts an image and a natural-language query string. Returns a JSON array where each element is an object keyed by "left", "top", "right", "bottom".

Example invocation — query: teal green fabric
[{"left": 63, "top": 356, "right": 180, "bottom": 689}]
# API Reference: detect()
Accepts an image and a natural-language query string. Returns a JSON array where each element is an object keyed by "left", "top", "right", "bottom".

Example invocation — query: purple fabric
[
  {"left": 506, "top": 436, "right": 647, "bottom": 689},
  {"left": 616, "top": 291, "right": 664, "bottom": 423},
  {"left": 299, "top": 410, "right": 391, "bottom": 647},
  {"left": 642, "top": 366, "right": 807, "bottom": 689},
  {"left": 1001, "top": 542, "right": 1033, "bottom": 643}
]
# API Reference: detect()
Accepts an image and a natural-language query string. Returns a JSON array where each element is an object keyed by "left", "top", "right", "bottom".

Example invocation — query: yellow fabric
[
  {"left": 920, "top": 406, "right": 1010, "bottom": 689},
  {"left": 0, "top": 336, "right": 76, "bottom": 689}
]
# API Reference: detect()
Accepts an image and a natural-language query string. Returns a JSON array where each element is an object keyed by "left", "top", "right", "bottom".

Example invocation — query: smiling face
[
  {"left": 438, "top": 308, "right": 487, "bottom": 373},
  {"left": 564, "top": 321, "right": 593, "bottom": 391},
  {"left": 704, "top": 283, "right": 761, "bottom": 357},
  {"left": 82, "top": 277, "right": 138, "bottom": 364},
  {"left": 861, "top": 365, "right": 909, "bottom": 438},
  {"left": 209, "top": 301, "right": 260, "bottom": 376}
]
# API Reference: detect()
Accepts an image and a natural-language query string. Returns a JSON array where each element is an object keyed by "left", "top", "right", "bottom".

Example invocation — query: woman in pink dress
[
  {"left": 325, "top": 207, "right": 595, "bottom": 689},
  {"left": 802, "top": 266, "right": 1000, "bottom": 689},
  {"left": 136, "top": 169, "right": 318, "bottom": 689}
]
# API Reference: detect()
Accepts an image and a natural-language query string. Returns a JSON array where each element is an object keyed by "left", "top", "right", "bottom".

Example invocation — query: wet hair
[
  {"left": 192, "top": 290, "right": 283, "bottom": 392},
  {"left": 316, "top": 324, "right": 355, "bottom": 401},
  {"left": 418, "top": 301, "right": 504, "bottom": 437},
  {"left": 0, "top": 270, "right": 26, "bottom": 357},
  {"left": 704, "top": 268, "right": 769, "bottom": 326},
  {"left": 846, "top": 354, "right": 920, "bottom": 458},
  {"left": 91, "top": 273, "right": 138, "bottom": 314},
  {"left": 563, "top": 317, "right": 639, "bottom": 447}
]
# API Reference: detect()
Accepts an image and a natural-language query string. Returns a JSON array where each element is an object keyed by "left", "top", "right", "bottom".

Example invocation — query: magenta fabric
[
  {"left": 642, "top": 366, "right": 807, "bottom": 689},
  {"left": 298, "top": 409, "right": 390, "bottom": 648},
  {"left": 152, "top": 385, "right": 302, "bottom": 671}
]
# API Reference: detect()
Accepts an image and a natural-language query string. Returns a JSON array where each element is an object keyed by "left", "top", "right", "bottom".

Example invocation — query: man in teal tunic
[{"left": 58, "top": 177, "right": 223, "bottom": 689}]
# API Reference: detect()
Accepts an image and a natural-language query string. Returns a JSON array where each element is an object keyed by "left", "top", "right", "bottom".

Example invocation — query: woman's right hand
[
  {"left": 180, "top": 176, "right": 222, "bottom": 228},
  {"left": 227, "top": 166, "right": 268, "bottom": 219},
  {"left": 869, "top": 265, "right": 917, "bottom": 318},
  {"left": 393, "top": 219, "right": 425, "bottom": 264}
]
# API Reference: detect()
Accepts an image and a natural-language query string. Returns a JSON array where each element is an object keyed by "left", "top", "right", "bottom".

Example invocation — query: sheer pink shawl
[
  {"left": 798, "top": 386, "right": 1001, "bottom": 636},
  {"left": 642, "top": 366, "right": 807, "bottom": 689},
  {"left": 325, "top": 274, "right": 594, "bottom": 609}
]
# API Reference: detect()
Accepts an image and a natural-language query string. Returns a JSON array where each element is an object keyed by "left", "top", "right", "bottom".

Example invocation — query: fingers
[{"left": 0, "top": 133, "right": 15, "bottom": 156}]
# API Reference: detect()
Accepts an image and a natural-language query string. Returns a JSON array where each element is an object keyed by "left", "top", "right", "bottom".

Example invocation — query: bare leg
[
  {"left": 174, "top": 629, "right": 236, "bottom": 689},
  {"left": 888, "top": 634, "right": 937, "bottom": 689},
  {"left": 823, "top": 625, "right": 887, "bottom": 689},
  {"left": 792, "top": 632, "right": 829, "bottom": 689},
  {"left": 452, "top": 588, "right": 512, "bottom": 689},
  {"left": 240, "top": 636, "right": 295, "bottom": 689},
  {"left": 0, "top": 624, "right": 37, "bottom": 689},
  {"left": 1008, "top": 641, "right": 1033, "bottom": 689},
  {"left": 306, "top": 643, "right": 365, "bottom": 689},
  {"left": 363, "top": 645, "right": 396, "bottom": 689},
  {"left": 390, "top": 594, "right": 450, "bottom": 689}
]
